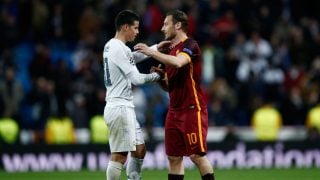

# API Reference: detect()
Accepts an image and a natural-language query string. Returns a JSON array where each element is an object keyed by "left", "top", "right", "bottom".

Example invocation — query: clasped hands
[{"left": 150, "top": 64, "right": 165, "bottom": 80}]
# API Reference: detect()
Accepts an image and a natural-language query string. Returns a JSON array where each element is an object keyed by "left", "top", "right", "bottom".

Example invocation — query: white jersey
[{"left": 103, "top": 38, "right": 159, "bottom": 108}]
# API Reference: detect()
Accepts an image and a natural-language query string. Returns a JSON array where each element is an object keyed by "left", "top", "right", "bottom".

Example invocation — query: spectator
[
  {"left": 280, "top": 87, "right": 307, "bottom": 125},
  {"left": 31, "top": 0, "right": 49, "bottom": 41},
  {"left": 0, "top": 66, "right": 23, "bottom": 120},
  {"left": 236, "top": 31, "right": 272, "bottom": 83},
  {"left": 26, "top": 77, "right": 58, "bottom": 142}
]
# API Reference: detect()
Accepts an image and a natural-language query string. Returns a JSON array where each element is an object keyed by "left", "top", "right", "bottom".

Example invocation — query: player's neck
[
  {"left": 114, "top": 32, "right": 127, "bottom": 44},
  {"left": 171, "top": 32, "right": 188, "bottom": 47}
]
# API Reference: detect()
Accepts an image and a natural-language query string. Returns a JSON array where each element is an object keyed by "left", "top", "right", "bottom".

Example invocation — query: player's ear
[
  {"left": 175, "top": 22, "right": 182, "bottom": 30},
  {"left": 123, "top": 24, "right": 129, "bottom": 31}
]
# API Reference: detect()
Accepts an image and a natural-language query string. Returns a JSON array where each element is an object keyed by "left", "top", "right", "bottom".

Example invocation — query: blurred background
[{"left": 1, "top": 0, "right": 320, "bottom": 174}]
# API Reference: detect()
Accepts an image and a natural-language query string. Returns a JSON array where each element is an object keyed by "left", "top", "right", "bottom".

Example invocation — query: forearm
[
  {"left": 151, "top": 51, "right": 184, "bottom": 68},
  {"left": 128, "top": 67, "right": 160, "bottom": 85}
]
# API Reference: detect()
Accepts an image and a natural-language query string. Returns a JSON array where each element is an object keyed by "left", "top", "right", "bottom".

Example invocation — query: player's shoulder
[
  {"left": 109, "top": 38, "right": 130, "bottom": 48},
  {"left": 184, "top": 38, "right": 199, "bottom": 49},
  {"left": 185, "top": 38, "right": 198, "bottom": 45},
  {"left": 182, "top": 38, "right": 200, "bottom": 53},
  {"left": 105, "top": 39, "right": 120, "bottom": 50},
  {"left": 104, "top": 39, "right": 123, "bottom": 59},
  {"left": 104, "top": 38, "right": 132, "bottom": 60}
]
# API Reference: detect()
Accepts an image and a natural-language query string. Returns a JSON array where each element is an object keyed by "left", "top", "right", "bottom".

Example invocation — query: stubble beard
[
  {"left": 165, "top": 32, "right": 175, "bottom": 41},
  {"left": 128, "top": 35, "right": 137, "bottom": 42}
]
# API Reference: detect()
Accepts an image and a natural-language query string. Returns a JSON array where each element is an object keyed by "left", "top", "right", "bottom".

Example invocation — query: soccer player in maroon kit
[{"left": 135, "top": 10, "right": 215, "bottom": 180}]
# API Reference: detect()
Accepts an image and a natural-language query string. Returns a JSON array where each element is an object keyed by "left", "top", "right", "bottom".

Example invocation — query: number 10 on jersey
[{"left": 187, "top": 132, "right": 198, "bottom": 145}]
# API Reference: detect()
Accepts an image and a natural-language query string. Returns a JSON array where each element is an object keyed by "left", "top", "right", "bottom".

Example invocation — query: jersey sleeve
[
  {"left": 178, "top": 39, "right": 199, "bottom": 62},
  {"left": 127, "top": 67, "right": 160, "bottom": 85}
]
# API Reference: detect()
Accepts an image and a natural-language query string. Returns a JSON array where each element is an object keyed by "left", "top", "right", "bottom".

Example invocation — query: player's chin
[
  {"left": 129, "top": 36, "right": 137, "bottom": 42},
  {"left": 165, "top": 35, "right": 173, "bottom": 41}
]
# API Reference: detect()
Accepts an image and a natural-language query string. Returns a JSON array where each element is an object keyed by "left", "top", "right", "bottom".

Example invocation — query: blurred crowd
[{"left": 0, "top": 0, "right": 320, "bottom": 141}]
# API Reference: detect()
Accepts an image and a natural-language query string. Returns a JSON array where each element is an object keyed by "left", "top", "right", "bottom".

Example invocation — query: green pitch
[{"left": 1, "top": 168, "right": 320, "bottom": 180}]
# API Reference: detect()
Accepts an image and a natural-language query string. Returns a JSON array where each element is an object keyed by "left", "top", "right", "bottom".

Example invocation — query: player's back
[{"left": 103, "top": 38, "right": 134, "bottom": 107}]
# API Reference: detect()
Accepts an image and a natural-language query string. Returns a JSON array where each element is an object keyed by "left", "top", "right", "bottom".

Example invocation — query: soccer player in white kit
[{"left": 103, "top": 10, "right": 163, "bottom": 180}]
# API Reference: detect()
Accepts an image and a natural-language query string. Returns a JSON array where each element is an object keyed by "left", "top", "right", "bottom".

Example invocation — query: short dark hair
[
  {"left": 166, "top": 10, "right": 188, "bottom": 33},
  {"left": 115, "top": 10, "right": 140, "bottom": 31}
]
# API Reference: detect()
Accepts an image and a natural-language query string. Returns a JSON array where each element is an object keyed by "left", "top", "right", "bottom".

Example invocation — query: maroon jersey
[
  {"left": 166, "top": 38, "right": 207, "bottom": 111},
  {"left": 164, "top": 38, "right": 209, "bottom": 156}
]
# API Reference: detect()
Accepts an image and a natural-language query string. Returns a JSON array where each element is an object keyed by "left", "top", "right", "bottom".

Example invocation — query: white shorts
[{"left": 104, "top": 106, "right": 144, "bottom": 152}]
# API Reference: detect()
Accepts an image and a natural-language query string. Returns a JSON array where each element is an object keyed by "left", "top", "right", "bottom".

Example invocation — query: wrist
[
  {"left": 150, "top": 44, "right": 158, "bottom": 51},
  {"left": 150, "top": 50, "right": 157, "bottom": 57},
  {"left": 152, "top": 72, "right": 161, "bottom": 79}
]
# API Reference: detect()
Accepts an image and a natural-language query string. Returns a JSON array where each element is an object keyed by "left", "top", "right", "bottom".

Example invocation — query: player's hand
[
  {"left": 134, "top": 43, "right": 148, "bottom": 50},
  {"left": 150, "top": 64, "right": 165, "bottom": 80},
  {"left": 134, "top": 43, "right": 155, "bottom": 56},
  {"left": 157, "top": 41, "right": 171, "bottom": 52}
]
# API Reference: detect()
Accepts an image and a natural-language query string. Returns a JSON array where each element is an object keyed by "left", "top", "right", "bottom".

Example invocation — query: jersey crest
[{"left": 129, "top": 56, "right": 135, "bottom": 65}]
